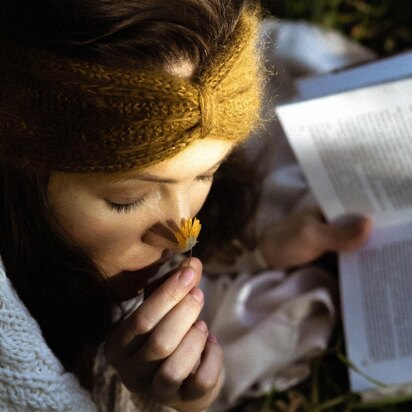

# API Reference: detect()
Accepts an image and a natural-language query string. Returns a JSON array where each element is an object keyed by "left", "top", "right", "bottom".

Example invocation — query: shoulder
[{"left": 0, "top": 258, "right": 97, "bottom": 411}]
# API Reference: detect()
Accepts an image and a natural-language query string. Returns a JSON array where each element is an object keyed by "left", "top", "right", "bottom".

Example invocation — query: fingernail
[
  {"left": 190, "top": 287, "right": 204, "bottom": 304},
  {"left": 179, "top": 266, "right": 195, "bottom": 287},
  {"left": 194, "top": 320, "right": 208, "bottom": 333},
  {"left": 208, "top": 334, "right": 218, "bottom": 343}
]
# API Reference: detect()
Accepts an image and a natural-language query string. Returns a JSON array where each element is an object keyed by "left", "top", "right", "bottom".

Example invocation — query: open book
[{"left": 275, "top": 51, "right": 412, "bottom": 400}]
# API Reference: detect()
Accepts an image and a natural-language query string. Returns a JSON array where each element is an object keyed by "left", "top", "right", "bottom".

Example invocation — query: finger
[
  {"left": 129, "top": 259, "right": 202, "bottom": 345},
  {"left": 181, "top": 335, "right": 224, "bottom": 401},
  {"left": 105, "top": 258, "right": 202, "bottom": 360},
  {"left": 138, "top": 287, "right": 204, "bottom": 362},
  {"left": 144, "top": 256, "right": 200, "bottom": 299},
  {"left": 320, "top": 215, "right": 372, "bottom": 252},
  {"left": 151, "top": 320, "right": 209, "bottom": 402}
]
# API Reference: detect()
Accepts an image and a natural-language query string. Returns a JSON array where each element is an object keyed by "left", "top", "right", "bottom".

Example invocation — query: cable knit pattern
[
  {"left": 0, "top": 266, "right": 96, "bottom": 411},
  {"left": 0, "top": 11, "right": 261, "bottom": 173}
]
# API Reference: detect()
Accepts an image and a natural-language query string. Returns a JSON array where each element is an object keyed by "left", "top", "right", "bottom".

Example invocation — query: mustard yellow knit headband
[{"left": 0, "top": 11, "right": 261, "bottom": 172}]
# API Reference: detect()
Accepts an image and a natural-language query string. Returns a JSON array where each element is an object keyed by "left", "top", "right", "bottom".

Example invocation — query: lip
[{"left": 109, "top": 251, "right": 173, "bottom": 301}]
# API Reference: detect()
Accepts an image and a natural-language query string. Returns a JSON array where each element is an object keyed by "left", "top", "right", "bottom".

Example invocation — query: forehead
[
  {"left": 137, "top": 139, "right": 235, "bottom": 177},
  {"left": 54, "top": 139, "right": 236, "bottom": 186}
]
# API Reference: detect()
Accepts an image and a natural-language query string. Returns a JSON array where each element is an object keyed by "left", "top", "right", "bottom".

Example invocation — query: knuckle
[
  {"left": 157, "top": 367, "right": 184, "bottom": 389},
  {"left": 164, "top": 284, "right": 182, "bottom": 305},
  {"left": 132, "top": 314, "right": 153, "bottom": 336},
  {"left": 193, "top": 345, "right": 223, "bottom": 394},
  {"left": 185, "top": 293, "right": 203, "bottom": 314},
  {"left": 192, "top": 374, "right": 217, "bottom": 395},
  {"left": 145, "top": 335, "right": 174, "bottom": 360}
]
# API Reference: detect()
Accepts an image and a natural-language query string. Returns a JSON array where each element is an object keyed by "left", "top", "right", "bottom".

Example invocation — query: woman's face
[{"left": 47, "top": 139, "right": 234, "bottom": 299}]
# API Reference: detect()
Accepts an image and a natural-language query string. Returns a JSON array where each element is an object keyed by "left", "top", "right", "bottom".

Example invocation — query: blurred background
[
  {"left": 262, "top": 0, "right": 412, "bottom": 56},
  {"left": 229, "top": 2, "right": 412, "bottom": 411}
]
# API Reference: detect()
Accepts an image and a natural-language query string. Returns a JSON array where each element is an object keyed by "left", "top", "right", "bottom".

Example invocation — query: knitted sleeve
[{"left": 0, "top": 267, "right": 97, "bottom": 412}]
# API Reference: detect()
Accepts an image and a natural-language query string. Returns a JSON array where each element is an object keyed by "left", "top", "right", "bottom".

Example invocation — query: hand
[
  {"left": 104, "top": 258, "right": 224, "bottom": 412},
  {"left": 258, "top": 207, "right": 372, "bottom": 269}
]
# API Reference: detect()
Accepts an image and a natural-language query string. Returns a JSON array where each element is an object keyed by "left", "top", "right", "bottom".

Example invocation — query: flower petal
[{"left": 174, "top": 217, "right": 201, "bottom": 253}]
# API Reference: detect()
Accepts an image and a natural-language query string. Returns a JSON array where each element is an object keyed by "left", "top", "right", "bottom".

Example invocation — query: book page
[
  {"left": 296, "top": 51, "right": 412, "bottom": 100},
  {"left": 276, "top": 77, "right": 412, "bottom": 227},
  {"left": 340, "top": 222, "right": 412, "bottom": 392}
]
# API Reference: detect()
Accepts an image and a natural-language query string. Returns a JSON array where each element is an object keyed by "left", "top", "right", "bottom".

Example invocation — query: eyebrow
[{"left": 109, "top": 152, "right": 231, "bottom": 185}]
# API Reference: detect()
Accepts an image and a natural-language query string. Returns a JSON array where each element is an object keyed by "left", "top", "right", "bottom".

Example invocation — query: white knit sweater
[{"left": 0, "top": 264, "right": 96, "bottom": 412}]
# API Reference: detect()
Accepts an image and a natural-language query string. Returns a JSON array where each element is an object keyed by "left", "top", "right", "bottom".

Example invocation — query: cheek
[
  {"left": 56, "top": 205, "right": 160, "bottom": 274},
  {"left": 70, "top": 209, "right": 148, "bottom": 248},
  {"left": 51, "top": 195, "right": 147, "bottom": 259}
]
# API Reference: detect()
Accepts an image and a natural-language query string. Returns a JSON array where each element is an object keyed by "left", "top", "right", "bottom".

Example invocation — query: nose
[
  {"left": 141, "top": 187, "right": 192, "bottom": 250},
  {"left": 167, "top": 188, "right": 192, "bottom": 228}
]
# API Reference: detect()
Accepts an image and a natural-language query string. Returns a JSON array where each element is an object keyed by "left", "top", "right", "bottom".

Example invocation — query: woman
[{"left": 0, "top": 1, "right": 370, "bottom": 410}]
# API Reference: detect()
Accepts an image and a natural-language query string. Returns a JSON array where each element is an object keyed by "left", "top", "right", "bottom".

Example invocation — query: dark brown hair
[
  {"left": 0, "top": 0, "right": 258, "bottom": 387},
  {"left": 1, "top": 0, "right": 249, "bottom": 69}
]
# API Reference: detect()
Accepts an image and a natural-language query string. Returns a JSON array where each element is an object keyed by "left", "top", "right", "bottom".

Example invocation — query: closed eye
[
  {"left": 196, "top": 166, "right": 221, "bottom": 183},
  {"left": 106, "top": 196, "right": 147, "bottom": 213},
  {"left": 196, "top": 174, "right": 215, "bottom": 182}
]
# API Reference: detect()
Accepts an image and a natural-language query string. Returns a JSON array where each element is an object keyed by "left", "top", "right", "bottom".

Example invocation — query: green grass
[{"left": 262, "top": 0, "right": 412, "bottom": 56}]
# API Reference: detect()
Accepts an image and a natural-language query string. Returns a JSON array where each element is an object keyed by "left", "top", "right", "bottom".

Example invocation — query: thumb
[{"left": 323, "top": 215, "right": 372, "bottom": 252}]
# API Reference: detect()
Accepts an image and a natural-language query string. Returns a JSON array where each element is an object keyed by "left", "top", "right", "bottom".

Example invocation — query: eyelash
[
  {"left": 107, "top": 197, "right": 147, "bottom": 213},
  {"left": 107, "top": 175, "right": 214, "bottom": 213},
  {"left": 197, "top": 174, "right": 215, "bottom": 182}
]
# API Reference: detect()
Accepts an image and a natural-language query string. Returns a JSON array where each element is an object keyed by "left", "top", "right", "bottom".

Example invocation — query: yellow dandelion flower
[{"left": 175, "top": 217, "right": 201, "bottom": 253}]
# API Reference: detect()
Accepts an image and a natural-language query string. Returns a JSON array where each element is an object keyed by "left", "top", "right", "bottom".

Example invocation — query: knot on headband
[
  {"left": 0, "top": 11, "right": 261, "bottom": 172},
  {"left": 198, "top": 84, "right": 215, "bottom": 136}
]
